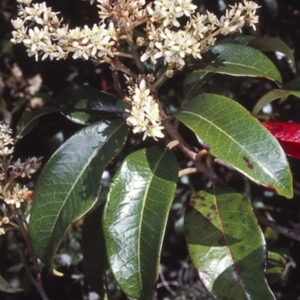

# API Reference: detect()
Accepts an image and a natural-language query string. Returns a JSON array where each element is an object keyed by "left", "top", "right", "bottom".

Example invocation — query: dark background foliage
[{"left": 1, "top": 0, "right": 300, "bottom": 299}]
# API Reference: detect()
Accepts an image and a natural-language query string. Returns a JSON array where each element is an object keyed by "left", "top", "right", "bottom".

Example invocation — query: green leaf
[
  {"left": 49, "top": 84, "right": 128, "bottom": 124},
  {"left": 252, "top": 77, "right": 300, "bottom": 115},
  {"left": 0, "top": 274, "right": 22, "bottom": 293},
  {"left": 185, "top": 189, "right": 275, "bottom": 300},
  {"left": 103, "top": 148, "right": 179, "bottom": 300},
  {"left": 266, "top": 251, "right": 288, "bottom": 285},
  {"left": 219, "top": 36, "right": 295, "bottom": 71},
  {"left": 189, "top": 44, "right": 282, "bottom": 85},
  {"left": 174, "top": 94, "right": 293, "bottom": 198},
  {"left": 82, "top": 190, "right": 109, "bottom": 297},
  {"left": 15, "top": 107, "right": 59, "bottom": 141},
  {"left": 248, "top": 37, "right": 296, "bottom": 69},
  {"left": 29, "top": 119, "right": 129, "bottom": 268}
]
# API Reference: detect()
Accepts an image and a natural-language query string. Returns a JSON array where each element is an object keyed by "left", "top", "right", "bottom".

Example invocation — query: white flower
[
  {"left": 176, "top": 0, "right": 197, "bottom": 17},
  {"left": 126, "top": 79, "right": 164, "bottom": 140},
  {"left": 17, "top": 0, "right": 32, "bottom": 5},
  {"left": 0, "top": 146, "right": 14, "bottom": 156},
  {"left": 23, "top": 26, "right": 49, "bottom": 60},
  {"left": 26, "top": 74, "right": 42, "bottom": 95},
  {"left": 0, "top": 123, "right": 13, "bottom": 135},
  {"left": 11, "top": 18, "right": 24, "bottom": 30}
]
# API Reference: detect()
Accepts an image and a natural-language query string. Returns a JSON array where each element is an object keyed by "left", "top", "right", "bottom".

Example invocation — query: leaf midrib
[
  {"left": 180, "top": 110, "right": 285, "bottom": 191},
  {"left": 47, "top": 122, "right": 124, "bottom": 260},
  {"left": 136, "top": 149, "right": 167, "bottom": 296}
]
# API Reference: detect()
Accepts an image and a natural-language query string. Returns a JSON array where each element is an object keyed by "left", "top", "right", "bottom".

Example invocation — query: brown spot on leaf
[
  {"left": 206, "top": 213, "right": 212, "bottom": 221},
  {"left": 210, "top": 204, "right": 217, "bottom": 211},
  {"left": 198, "top": 196, "right": 206, "bottom": 201},
  {"left": 190, "top": 200, "right": 196, "bottom": 206},
  {"left": 227, "top": 197, "right": 234, "bottom": 202},
  {"left": 243, "top": 156, "right": 254, "bottom": 169},
  {"left": 243, "top": 157, "right": 250, "bottom": 163}
]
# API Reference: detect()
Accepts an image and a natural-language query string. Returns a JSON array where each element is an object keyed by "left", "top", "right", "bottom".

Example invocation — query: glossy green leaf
[
  {"left": 185, "top": 189, "right": 275, "bottom": 300},
  {"left": 49, "top": 84, "right": 128, "bottom": 124},
  {"left": 0, "top": 274, "right": 22, "bottom": 293},
  {"left": 103, "top": 148, "right": 179, "bottom": 300},
  {"left": 15, "top": 107, "right": 59, "bottom": 140},
  {"left": 82, "top": 190, "right": 108, "bottom": 297},
  {"left": 189, "top": 44, "right": 282, "bottom": 85},
  {"left": 174, "top": 94, "right": 293, "bottom": 198},
  {"left": 248, "top": 37, "right": 295, "bottom": 69},
  {"left": 252, "top": 77, "right": 300, "bottom": 115},
  {"left": 220, "top": 36, "right": 295, "bottom": 70},
  {"left": 29, "top": 119, "right": 129, "bottom": 268}
]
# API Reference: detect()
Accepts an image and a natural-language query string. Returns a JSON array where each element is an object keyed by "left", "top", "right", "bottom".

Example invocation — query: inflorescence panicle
[
  {"left": 11, "top": 0, "right": 260, "bottom": 139},
  {"left": 0, "top": 122, "right": 42, "bottom": 235}
]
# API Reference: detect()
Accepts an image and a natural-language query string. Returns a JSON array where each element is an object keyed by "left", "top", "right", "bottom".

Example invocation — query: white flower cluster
[
  {"left": 3, "top": 184, "right": 33, "bottom": 209},
  {"left": 0, "top": 216, "right": 9, "bottom": 235},
  {"left": 11, "top": 0, "right": 259, "bottom": 140},
  {"left": 126, "top": 79, "right": 164, "bottom": 140},
  {"left": 141, "top": 0, "right": 260, "bottom": 67},
  {"left": 11, "top": 0, "right": 117, "bottom": 61},
  {"left": 0, "top": 123, "right": 14, "bottom": 157},
  {"left": 12, "top": 0, "right": 259, "bottom": 65},
  {"left": 1, "top": 122, "right": 41, "bottom": 213}
]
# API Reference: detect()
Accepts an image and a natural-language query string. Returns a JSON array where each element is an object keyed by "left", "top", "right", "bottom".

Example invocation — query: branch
[
  {"left": 15, "top": 238, "right": 49, "bottom": 300},
  {"left": 255, "top": 210, "right": 300, "bottom": 242},
  {"left": 112, "top": 71, "right": 126, "bottom": 100},
  {"left": 163, "top": 120, "right": 223, "bottom": 184},
  {"left": 10, "top": 207, "right": 49, "bottom": 300}
]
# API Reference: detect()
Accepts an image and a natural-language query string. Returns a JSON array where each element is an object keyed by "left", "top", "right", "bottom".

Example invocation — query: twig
[
  {"left": 14, "top": 236, "right": 49, "bottom": 300},
  {"left": 112, "top": 71, "right": 126, "bottom": 100},
  {"left": 255, "top": 210, "right": 300, "bottom": 242},
  {"left": 10, "top": 207, "right": 49, "bottom": 300},
  {"left": 105, "top": 57, "right": 138, "bottom": 79},
  {"left": 163, "top": 120, "right": 223, "bottom": 184},
  {"left": 122, "top": 27, "right": 145, "bottom": 74}
]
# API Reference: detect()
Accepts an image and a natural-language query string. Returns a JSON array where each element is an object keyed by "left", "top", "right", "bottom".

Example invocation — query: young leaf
[
  {"left": 266, "top": 251, "right": 287, "bottom": 285},
  {"left": 103, "top": 148, "right": 179, "bottom": 300},
  {"left": 185, "top": 189, "right": 275, "bottom": 300},
  {"left": 189, "top": 44, "right": 282, "bottom": 85},
  {"left": 174, "top": 94, "right": 293, "bottom": 198},
  {"left": 262, "top": 121, "right": 300, "bottom": 159},
  {"left": 0, "top": 274, "right": 22, "bottom": 293},
  {"left": 29, "top": 119, "right": 129, "bottom": 269},
  {"left": 252, "top": 77, "right": 300, "bottom": 115},
  {"left": 82, "top": 190, "right": 109, "bottom": 297}
]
